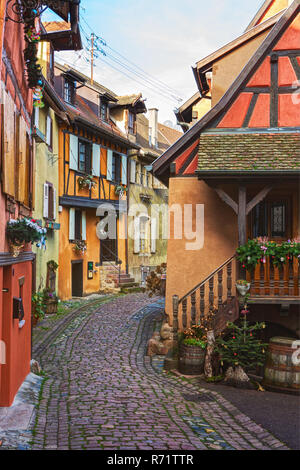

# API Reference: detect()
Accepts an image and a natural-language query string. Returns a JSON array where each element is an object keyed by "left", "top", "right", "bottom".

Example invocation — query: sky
[{"left": 43, "top": 0, "right": 266, "bottom": 126}]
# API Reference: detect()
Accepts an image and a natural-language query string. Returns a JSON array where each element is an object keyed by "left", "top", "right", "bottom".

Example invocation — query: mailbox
[
  {"left": 87, "top": 261, "right": 94, "bottom": 280},
  {"left": 13, "top": 297, "right": 25, "bottom": 321}
]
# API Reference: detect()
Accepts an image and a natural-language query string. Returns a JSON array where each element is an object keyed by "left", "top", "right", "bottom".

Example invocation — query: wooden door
[{"left": 71, "top": 261, "right": 83, "bottom": 297}]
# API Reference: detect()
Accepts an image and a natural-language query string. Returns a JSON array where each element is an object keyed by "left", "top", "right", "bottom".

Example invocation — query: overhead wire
[{"left": 78, "top": 12, "right": 183, "bottom": 104}]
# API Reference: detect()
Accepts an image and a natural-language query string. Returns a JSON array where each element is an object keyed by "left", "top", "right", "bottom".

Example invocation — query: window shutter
[
  {"left": 17, "top": 116, "right": 27, "bottom": 204},
  {"left": 43, "top": 183, "right": 49, "bottom": 218},
  {"left": 69, "top": 134, "right": 78, "bottom": 170},
  {"left": 69, "top": 208, "right": 75, "bottom": 240},
  {"left": 92, "top": 143, "right": 101, "bottom": 177},
  {"left": 133, "top": 217, "right": 140, "bottom": 254},
  {"left": 82, "top": 211, "right": 87, "bottom": 241},
  {"left": 53, "top": 187, "right": 57, "bottom": 220},
  {"left": 34, "top": 107, "right": 39, "bottom": 129},
  {"left": 107, "top": 149, "right": 113, "bottom": 181},
  {"left": 121, "top": 155, "right": 127, "bottom": 185},
  {"left": 2, "top": 90, "right": 16, "bottom": 197},
  {"left": 46, "top": 115, "right": 52, "bottom": 146},
  {"left": 130, "top": 159, "right": 136, "bottom": 184},
  {"left": 151, "top": 217, "right": 157, "bottom": 253}
]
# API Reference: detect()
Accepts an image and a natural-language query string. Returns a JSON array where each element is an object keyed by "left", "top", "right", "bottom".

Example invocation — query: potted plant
[
  {"left": 178, "top": 324, "right": 207, "bottom": 375},
  {"left": 115, "top": 185, "right": 128, "bottom": 196},
  {"left": 31, "top": 291, "right": 46, "bottom": 327},
  {"left": 43, "top": 288, "right": 58, "bottom": 315},
  {"left": 73, "top": 240, "right": 87, "bottom": 256},
  {"left": 78, "top": 174, "right": 96, "bottom": 191},
  {"left": 236, "top": 279, "right": 251, "bottom": 297},
  {"left": 6, "top": 217, "right": 47, "bottom": 257}
]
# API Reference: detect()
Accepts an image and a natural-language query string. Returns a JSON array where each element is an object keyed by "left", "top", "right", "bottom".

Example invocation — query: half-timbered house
[
  {"left": 52, "top": 63, "right": 145, "bottom": 299},
  {"left": 153, "top": 0, "right": 300, "bottom": 340}
]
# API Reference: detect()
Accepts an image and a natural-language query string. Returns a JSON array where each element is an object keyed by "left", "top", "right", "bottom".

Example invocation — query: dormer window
[
  {"left": 64, "top": 78, "right": 76, "bottom": 104},
  {"left": 100, "top": 97, "right": 108, "bottom": 122},
  {"left": 128, "top": 111, "right": 136, "bottom": 135}
]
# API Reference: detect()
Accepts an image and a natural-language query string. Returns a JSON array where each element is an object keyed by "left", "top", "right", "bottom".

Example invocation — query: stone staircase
[{"left": 118, "top": 272, "right": 139, "bottom": 289}]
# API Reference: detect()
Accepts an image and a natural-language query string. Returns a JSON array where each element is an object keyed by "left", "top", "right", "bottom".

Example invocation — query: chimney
[{"left": 149, "top": 108, "right": 158, "bottom": 148}]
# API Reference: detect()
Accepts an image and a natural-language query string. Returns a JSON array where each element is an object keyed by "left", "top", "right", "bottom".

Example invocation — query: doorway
[{"left": 71, "top": 261, "right": 83, "bottom": 297}]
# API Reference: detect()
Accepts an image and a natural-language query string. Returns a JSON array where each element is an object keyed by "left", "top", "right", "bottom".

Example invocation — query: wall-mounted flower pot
[
  {"left": 9, "top": 242, "right": 25, "bottom": 258},
  {"left": 236, "top": 282, "right": 251, "bottom": 297}
]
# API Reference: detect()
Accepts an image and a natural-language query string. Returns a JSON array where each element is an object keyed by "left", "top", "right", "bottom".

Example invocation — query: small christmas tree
[
  {"left": 216, "top": 320, "right": 267, "bottom": 370},
  {"left": 215, "top": 308, "right": 268, "bottom": 388}
]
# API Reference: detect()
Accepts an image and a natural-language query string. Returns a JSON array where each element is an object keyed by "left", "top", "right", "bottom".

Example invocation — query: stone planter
[{"left": 178, "top": 343, "right": 205, "bottom": 375}]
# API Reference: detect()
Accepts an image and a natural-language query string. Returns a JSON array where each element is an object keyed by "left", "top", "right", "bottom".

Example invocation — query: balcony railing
[{"left": 246, "top": 256, "right": 299, "bottom": 298}]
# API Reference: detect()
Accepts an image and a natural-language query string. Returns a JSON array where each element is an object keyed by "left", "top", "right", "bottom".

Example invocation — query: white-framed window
[{"left": 46, "top": 113, "right": 53, "bottom": 150}]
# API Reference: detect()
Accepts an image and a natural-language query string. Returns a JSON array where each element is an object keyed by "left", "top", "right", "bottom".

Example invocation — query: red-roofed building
[{"left": 153, "top": 0, "right": 300, "bottom": 345}]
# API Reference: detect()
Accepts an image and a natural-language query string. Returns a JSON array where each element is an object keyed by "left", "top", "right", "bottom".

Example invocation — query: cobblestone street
[{"left": 16, "top": 293, "right": 289, "bottom": 451}]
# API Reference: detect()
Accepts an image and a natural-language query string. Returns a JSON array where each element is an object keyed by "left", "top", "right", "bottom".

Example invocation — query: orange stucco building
[
  {"left": 153, "top": 0, "right": 300, "bottom": 339},
  {"left": 49, "top": 63, "right": 146, "bottom": 299}
]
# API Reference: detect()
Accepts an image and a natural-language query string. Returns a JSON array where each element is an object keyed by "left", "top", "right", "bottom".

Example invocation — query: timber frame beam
[
  {"left": 214, "top": 185, "right": 272, "bottom": 216},
  {"left": 213, "top": 185, "right": 273, "bottom": 246}
]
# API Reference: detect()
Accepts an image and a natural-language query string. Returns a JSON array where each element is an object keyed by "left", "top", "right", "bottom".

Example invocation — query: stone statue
[{"left": 147, "top": 322, "right": 174, "bottom": 357}]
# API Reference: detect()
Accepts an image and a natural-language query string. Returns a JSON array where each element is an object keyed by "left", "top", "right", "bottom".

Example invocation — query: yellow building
[
  {"left": 126, "top": 110, "right": 182, "bottom": 284},
  {"left": 32, "top": 22, "right": 80, "bottom": 294}
]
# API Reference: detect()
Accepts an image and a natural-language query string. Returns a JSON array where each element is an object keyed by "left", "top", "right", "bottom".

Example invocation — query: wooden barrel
[
  {"left": 178, "top": 343, "right": 205, "bottom": 375},
  {"left": 263, "top": 337, "right": 300, "bottom": 394}
]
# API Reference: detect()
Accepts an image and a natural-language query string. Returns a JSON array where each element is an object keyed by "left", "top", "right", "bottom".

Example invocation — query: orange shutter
[
  {"left": 17, "top": 116, "right": 28, "bottom": 204},
  {"left": 2, "top": 91, "right": 16, "bottom": 197}
]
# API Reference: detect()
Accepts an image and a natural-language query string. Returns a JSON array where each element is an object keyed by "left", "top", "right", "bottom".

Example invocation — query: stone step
[
  {"left": 119, "top": 282, "right": 139, "bottom": 288},
  {"left": 119, "top": 277, "right": 136, "bottom": 285}
]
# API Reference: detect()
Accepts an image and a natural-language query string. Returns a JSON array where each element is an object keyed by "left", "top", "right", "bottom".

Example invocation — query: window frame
[
  {"left": 249, "top": 196, "right": 292, "bottom": 241},
  {"left": 44, "top": 182, "right": 56, "bottom": 221},
  {"left": 128, "top": 110, "right": 136, "bottom": 135},
  {"left": 75, "top": 209, "right": 82, "bottom": 241},
  {"left": 64, "top": 78, "right": 76, "bottom": 104},
  {"left": 99, "top": 97, "right": 108, "bottom": 122},
  {"left": 46, "top": 113, "right": 53, "bottom": 151},
  {"left": 111, "top": 152, "right": 121, "bottom": 184},
  {"left": 78, "top": 139, "right": 92, "bottom": 174}
]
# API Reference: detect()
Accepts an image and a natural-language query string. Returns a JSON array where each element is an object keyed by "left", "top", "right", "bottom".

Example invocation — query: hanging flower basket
[
  {"left": 73, "top": 240, "right": 87, "bottom": 256},
  {"left": 236, "top": 280, "right": 251, "bottom": 297},
  {"left": 78, "top": 175, "right": 96, "bottom": 191},
  {"left": 6, "top": 217, "right": 47, "bottom": 254},
  {"left": 115, "top": 185, "right": 128, "bottom": 196}
]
